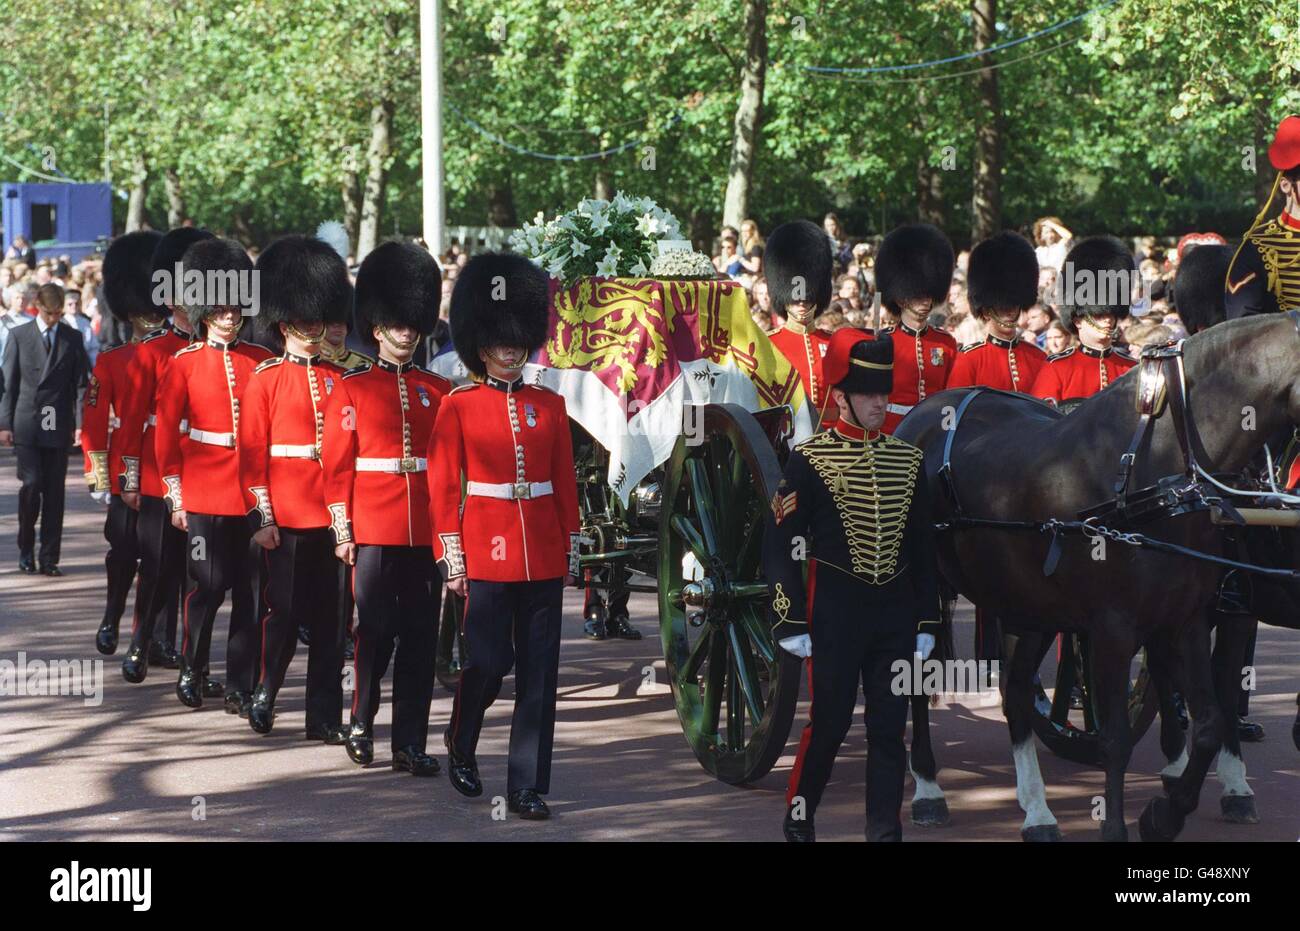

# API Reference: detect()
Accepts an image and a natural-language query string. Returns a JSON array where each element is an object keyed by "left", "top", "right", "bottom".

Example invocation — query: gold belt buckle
[
  {"left": 400, "top": 457, "right": 418, "bottom": 473},
  {"left": 512, "top": 482, "right": 531, "bottom": 500}
]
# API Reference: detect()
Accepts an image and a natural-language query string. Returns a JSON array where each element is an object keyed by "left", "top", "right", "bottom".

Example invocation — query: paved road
[{"left": 1, "top": 451, "right": 1297, "bottom": 842}]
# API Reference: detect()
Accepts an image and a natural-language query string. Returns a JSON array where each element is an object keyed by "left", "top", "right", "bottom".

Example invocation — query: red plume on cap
[{"left": 1267, "top": 115, "right": 1300, "bottom": 171}]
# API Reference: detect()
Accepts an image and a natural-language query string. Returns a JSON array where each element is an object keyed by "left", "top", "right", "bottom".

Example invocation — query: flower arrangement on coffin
[{"left": 510, "top": 192, "right": 691, "bottom": 287}]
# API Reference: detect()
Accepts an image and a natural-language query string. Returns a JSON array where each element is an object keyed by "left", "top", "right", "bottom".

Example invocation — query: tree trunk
[
  {"left": 594, "top": 166, "right": 613, "bottom": 201},
  {"left": 342, "top": 169, "right": 361, "bottom": 255},
  {"left": 125, "top": 155, "right": 148, "bottom": 232},
  {"left": 487, "top": 180, "right": 517, "bottom": 228},
  {"left": 356, "top": 100, "right": 393, "bottom": 261},
  {"left": 689, "top": 208, "right": 714, "bottom": 255},
  {"left": 1255, "top": 105, "right": 1278, "bottom": 209},
  {"left": 164, "top": 167, "right": 185, "bottom": 228},
  {"left": 970, "top": 0, "right": 1002, "bottom": 242},
  {"left": 721, "top": 0, "right": 768, "bottom": 231},
  {"left": 917, "top": 156, "right": 945, "bottom": 227}
]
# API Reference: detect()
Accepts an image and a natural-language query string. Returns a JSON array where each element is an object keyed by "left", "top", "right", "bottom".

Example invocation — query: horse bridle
[{"left": 1115, "top": 309, "right": 1300, "bottom": 513}]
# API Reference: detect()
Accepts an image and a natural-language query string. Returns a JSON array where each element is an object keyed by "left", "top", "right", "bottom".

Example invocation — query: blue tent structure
[{"left": 2, "top": 182, "right": 113, "bottom": 263}]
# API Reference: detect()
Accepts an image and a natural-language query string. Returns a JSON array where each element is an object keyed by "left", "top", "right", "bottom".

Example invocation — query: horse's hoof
[
  {"left": 1138, "top": 797, "right": 1182, "bottom": 842},
  {"left": 910, "top": 797, "right": 950, "bottom": 827},
  {"left": 1220, "top": 794, "right": 1259, "bottom": 824},
  {"left": 1160, "top": 774, "right": 1178, "bottom": 795},
  {"left": 1021, "top": 823, "right": 1062, "bottom": 842}
]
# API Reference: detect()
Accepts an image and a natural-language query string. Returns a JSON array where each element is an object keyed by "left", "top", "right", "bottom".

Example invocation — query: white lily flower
[
  {"left": 570, "top": 239, "right": 590, "bottom": 258},
  {"left": 605, "top": 240, "right": 623, "bottom": 260},
  {"left": 595, "top": 255, "right": 620, "bottom": 277},
  {"left": 589, "top": 212, "right": 611, "bottom": 235},
  {"left": 629, "top": 258, "right": 648, "bottom": 277}
]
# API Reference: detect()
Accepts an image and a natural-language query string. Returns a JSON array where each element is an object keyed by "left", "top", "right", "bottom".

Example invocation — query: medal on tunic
[
  {"left": 930, "top": 347, "right": 944, "bottom": 366},
  {"left": 417, "top": 385, "right": 431, "bottom": 407},
  {"left": 525, "top": 403, "right": 537, "bottom": 427},
  {"left": 324, "top": 376, "right": 335, "bottom": 395}
]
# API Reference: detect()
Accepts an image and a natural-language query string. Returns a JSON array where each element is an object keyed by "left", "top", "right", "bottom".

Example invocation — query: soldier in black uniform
[
  {"left": 1226, "top": 114, "right": 1300, "bottom": 318},
  {"left": 764, "top": 327, "right": 941, "bottom": 842}
]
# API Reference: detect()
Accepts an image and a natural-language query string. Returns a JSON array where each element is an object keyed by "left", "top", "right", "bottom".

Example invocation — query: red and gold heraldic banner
[{"left": 535, "top": 276, "right": 811, "bottom": 502}]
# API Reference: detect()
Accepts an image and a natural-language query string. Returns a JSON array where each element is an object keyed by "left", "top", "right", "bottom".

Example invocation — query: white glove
[
  {"left": 915, "top": 632, "right": 935, "bottom": 661},
  {"left": 778, "top": 633, "right": 812, "bottom": 658},
  {"left": 90, "top": 490, "right": 111, "bottom": 506}
]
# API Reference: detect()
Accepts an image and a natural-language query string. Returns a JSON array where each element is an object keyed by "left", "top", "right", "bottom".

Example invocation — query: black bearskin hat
[
  {"left": 875, "top": 223, "right": 954, "bottom": 314},
  {"left": 353, "top": 241, "right": 441, "bottom": 347},
  {"left": 450, "top": 252, "right": 550, "bottom": 380},
  {"left": 102, "top": 230, "right": 163, "bottom": 323},
  {"left": 254, "top": 235, "right": 353, "bottom": 352},
  {"left": 1172, "top": 243, "right": 1231, "bottom": 335},
  {"left": 151, "top": 227, "right": 215, "bottom": 312},
  {"left": 1059, "top": 235, "right": 1137, "bottom": 334},
  {"left": 966, "top": 231, "right": 1038, "bottom": 317},
  {"left": 178, "top": 238, "right": 255, "bottom": 322},
  {"left": 764, "top": 220, "right": 833, "bottom": 314}
]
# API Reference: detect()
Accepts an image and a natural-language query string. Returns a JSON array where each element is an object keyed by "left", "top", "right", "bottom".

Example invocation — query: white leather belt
[
  {"left": 270, "top": 444, "right": 319, "bottom": 460},
  {"left": 467, "top": 480, "right": 553, "bottom": 500},
  {"left": 886, "top": 403, "right": 913, "bottom": 416},
  {"left": 145, "top": 415, "right": 189, "bottom": 433},
  {"left": 355, "top": 456, "right": 426, "bottom": 474},
  {"left": 189, "top": 428, "right": 236, "bottom": 448}
]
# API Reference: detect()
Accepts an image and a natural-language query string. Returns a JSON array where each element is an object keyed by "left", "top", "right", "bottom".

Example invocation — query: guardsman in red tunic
[
  {"left": 763, "top": 220, "right": 834, "bottom": 424},
  {"left": 431, "top": 253, "right": 580, "bottom": 820},
  {"left": 873, "top": 224, "right": 957, "bottom": 433},
  {"left": 240, "top": 235, "right": 352, "bottom": 742},
  {"left": 948, "top": 231, "right": 1048, "bottom": 393},
  {"left": 320, "top": 241, "right": 450, "bottom": 774},
  {"left": 85, "top": 231, "right": 163, "bottom": 657},
  {"left": 1031, "top": 236, "right": 1138, "bottom": 406},
  {"left": 155, "top": 238, "right": 273, "bottom": 713},
  {"left": 118, "top": 227, "right": 215, "bottom": 685}
]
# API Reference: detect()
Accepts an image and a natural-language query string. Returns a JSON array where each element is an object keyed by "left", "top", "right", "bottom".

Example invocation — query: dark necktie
[{"left": 44, "top": 326, "right": 54, "bottom": 354}]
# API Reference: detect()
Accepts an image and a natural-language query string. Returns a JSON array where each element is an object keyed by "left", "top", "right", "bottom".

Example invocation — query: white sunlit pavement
[{"left": 1, "top": 449, "right": 1297, "bottom": 842}]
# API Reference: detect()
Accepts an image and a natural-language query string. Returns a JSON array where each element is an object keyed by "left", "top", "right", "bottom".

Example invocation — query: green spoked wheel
[
  {"left": 658, "top": 403, "right": 802, "bottom": 785},
  {"left": 1030, "top": 633, "right": 1157, "bottom": 767},
  {"left": 435, "top": 588, "right": 467, "bottom": 691}
]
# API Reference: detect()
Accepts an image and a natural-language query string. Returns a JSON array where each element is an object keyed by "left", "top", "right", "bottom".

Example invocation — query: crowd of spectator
[
  {"left": 1, "top": 248, "right": 112, "bottom": 367},
  {"left": 727, "top": 214, "right": 1193, "bottom": 358}
]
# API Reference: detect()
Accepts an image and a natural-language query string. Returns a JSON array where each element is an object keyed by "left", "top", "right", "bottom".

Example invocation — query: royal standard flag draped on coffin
[{"left": 532, "top": 276, "right": 815, "bottom": 504}]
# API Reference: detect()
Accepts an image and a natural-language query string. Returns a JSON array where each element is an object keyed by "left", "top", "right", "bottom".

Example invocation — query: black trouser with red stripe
[
  {"left": 256, "top": 527, "right": 344, "bottom": 730},
  {"left": 785, "top": 565, "right": 912, "bottom": 842},
  {"left": 450, "top": 577, "right": 564, "bottom": 795},
  {"left": 351, "top": 544, "right": 437, "bottom": 751},
  {"left": 129, "top": 494, "right": 184, "bottom": 652},
  {"left": 182, "top": 513, "right": 259, "bottom": 693},
  {"left": 102, "top": 495, "right": 140, "bottom": 632}
]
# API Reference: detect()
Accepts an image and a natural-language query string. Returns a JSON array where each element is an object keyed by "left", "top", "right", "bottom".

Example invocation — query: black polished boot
[
  {"left": 783, "top": 807, "right": 815, "bottom": 842},
  {"left": 305, "top": 723, "right": 349, "bottom": 745},
  {"left": 202, "top": 675, "right": 225, "bottom": 699},
  {"left": 443, "top": 729, "right": 482, "bottom": 797},
  {"left": 122, "top": 645, "right": 149, "bottom": 684},
  {"left": 393, "top": 745, "right": 441, "bottom": 777},
  {"left": 582, "top": 600, "right": 607, "bottom": 640},
  {"left": 507, "top": 789, "right": 550, "bottom": 820},
  {"left": 18, "top": 554, "right": 36, "bottom": 574},
  {"left": 224, "top": 691, "right": 252, "bottom": 717},
  {"left": 1237, "top": 716, "right": 1265, "bottom": 743},
  {"left": 158, "top": 643, "right": 181, "bottom": 669},
  {"left": 176, "top": 664, "right": 203, "bottom": 708},
  {"left": 345, "top": 722, "right": 374, "bottom": 766},
  {"left": 248, "top": 685, "right": 274, "bottom": 734},
  {"left": 605, "top": 614, "right": 643, "bottom": 641},
  {"left": 95, "top": 621, "right": 119, "bottom": 656}
]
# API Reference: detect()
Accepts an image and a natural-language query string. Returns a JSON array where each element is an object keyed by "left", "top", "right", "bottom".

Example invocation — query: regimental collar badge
[
  {"left": 376, "top": 357, "right": 416, "bottom": 374},
  {"left": 1081, "top": 344, "right": 1113, "bottom": 359},
  {"left": 485, "top": 374, "right": 524, "bottom": 393}
]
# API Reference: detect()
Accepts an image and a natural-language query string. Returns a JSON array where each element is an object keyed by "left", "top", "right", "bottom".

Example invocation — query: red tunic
[
  {"left": 81, "top": 339, "right": 152, "bottom": 494},
  {"left": 768, "top": 325, "right": 832, "bottom": 420},
  {"left": 116, "top": 325, "right": 194, "bottom": 497},
  {"left": 947, "top": 334, "right": 1048, "bottom": 394},
  {"left": 320, "top": 358, "right": 451, "bottom": 547},
  {"left": 238, "top": 352, "right": 346, "bottom": 531},
  {"left": 882, "top": 322, "right": 957, "bottom": 433},
  {"left": 1030, "top": 344, "right": 1137, "bottom": 404},
  {"left": 429, "top": 376, "right": 580, "bottom": 583},
  {"left": 154, "top": 337, "right": 273, "bottom": 517}
]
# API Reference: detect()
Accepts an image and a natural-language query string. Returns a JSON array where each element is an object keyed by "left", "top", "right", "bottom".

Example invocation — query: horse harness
[{"left": 935, "top": 311, "right": 1300, "bottom": 582}]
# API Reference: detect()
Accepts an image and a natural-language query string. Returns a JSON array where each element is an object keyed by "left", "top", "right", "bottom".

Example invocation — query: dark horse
[{"left": 895, "top": 313, "right": 1300, "bottom": 841}]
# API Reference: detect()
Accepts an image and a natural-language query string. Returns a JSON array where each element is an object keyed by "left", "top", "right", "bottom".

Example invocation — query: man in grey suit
[{"left": 0, "top": 283, "right": 91, "bottom": 575}]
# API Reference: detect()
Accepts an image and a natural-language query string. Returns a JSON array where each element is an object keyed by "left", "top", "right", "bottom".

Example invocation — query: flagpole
[{"left": 420, "top": 0, "right": 445, "bottom": 260}]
